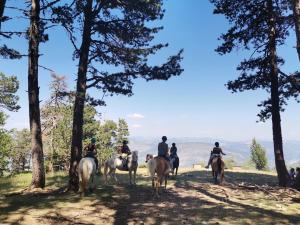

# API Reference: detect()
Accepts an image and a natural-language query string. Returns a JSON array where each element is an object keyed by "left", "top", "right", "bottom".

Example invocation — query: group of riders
[{"left": 83, "top": 136, "right": 225, "bottom": 172}]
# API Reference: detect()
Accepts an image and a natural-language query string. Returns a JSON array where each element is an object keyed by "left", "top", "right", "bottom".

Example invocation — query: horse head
[{"left": 145, "top": 154, "right": 154, "bottom": 163}]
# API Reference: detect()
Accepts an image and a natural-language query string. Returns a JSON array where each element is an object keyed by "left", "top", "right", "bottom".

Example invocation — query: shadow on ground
[{"left": 1, "top": 170, "right": 300, "bottom": 225}]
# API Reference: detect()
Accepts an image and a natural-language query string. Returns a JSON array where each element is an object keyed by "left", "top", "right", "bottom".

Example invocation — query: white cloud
[
  {"left": 127, "top": 113, "right": 145, "bottom": 119},
  {"left": 132, "top": 124, "right": 142, "bottom": 128}
]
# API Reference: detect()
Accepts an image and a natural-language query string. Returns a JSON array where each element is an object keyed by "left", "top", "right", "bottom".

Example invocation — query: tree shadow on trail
[
  {"left": 91, "top": 171, "right": 300, "bottom": 225},
  {"left": 1, "top": 170, "right": 300, "bottom": 225}
]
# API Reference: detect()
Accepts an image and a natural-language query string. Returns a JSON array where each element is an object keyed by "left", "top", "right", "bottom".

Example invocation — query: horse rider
[
  {"left": 118, "top": 140, "right": 131, "bottom": 169},
  {"left": 84, "top": 137, "right": 99, "bottom": 170},
  {"left": 158, "top": 136, "right": 172, "bottom": 169},
  {"left": 170, "top": 143, "right": 178, "bottom": 159},
  {"left": 205, "top": 142, "right": 226, "bottom": 169}
]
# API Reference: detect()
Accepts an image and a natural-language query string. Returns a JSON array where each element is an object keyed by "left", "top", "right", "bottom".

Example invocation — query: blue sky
[{"left": 1, "top": 0, "right": 300, "bottom": 141}]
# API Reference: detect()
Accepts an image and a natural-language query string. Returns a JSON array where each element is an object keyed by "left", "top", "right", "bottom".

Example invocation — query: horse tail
[
  {"left": 83, "top": 160, "right": 91, "bottom": 193},
  {"left": 217, "top": 157, "right": 222, "bottom": 173}
]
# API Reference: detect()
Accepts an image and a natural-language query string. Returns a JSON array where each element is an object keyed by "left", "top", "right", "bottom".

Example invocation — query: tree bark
[
  {"left": 68, "top": 0, "right": 93, "bottom": 191},
  {"left": 267, "top": 0, "right": 290, "bottom": 187},
  {"left": 292, "top": 0, "right": 300, "bottom": 62},
  {"left": 0, "top": 0, "right": 6, "bottom": 18},
  {"left": 0, "top": 0, "right": 6, "bottom": 30},
  {"left": 28, "top": 0, "right": 45, "bottom": 189}
]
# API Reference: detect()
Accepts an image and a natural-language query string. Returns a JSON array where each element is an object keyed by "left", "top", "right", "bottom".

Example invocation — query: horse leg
[
  {"left": 214, "top": 171, "right": 218, "bottom": 184},
  {"left": 90, "top": 172, "right": 96, "bottom": 192},
  {"left": 164, "top": 175, "right": 167, "bottom": 190},
  {"left": 133, "top": 168, "right": 137, "bottom": 185},
  {"left": 156, "top": 177, "right": 160, "bottom": 197},
  {"left": 112, "top": 169, "right": 118, "bottom": 183},
  {"left": 175, "top": 167, "right": 178, "bottom": 176},
  {"left": 129, "top": 170, "right": 132, "bottom": 185},
  {"left": 104, "top": 163, "right": 108, "bottom": 184}
]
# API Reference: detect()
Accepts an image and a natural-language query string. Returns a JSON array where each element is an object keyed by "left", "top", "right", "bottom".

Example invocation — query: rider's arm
[{"left": 221, "top": 149, "right": 226, "bottom": 155}]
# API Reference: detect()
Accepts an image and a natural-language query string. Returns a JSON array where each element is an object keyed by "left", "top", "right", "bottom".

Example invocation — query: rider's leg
[
  {"left": 205, "top": 155, "right": 213, "bottom": 168},
  {"left": 94, "top": 157, "right": 99, "bottom": 170}
]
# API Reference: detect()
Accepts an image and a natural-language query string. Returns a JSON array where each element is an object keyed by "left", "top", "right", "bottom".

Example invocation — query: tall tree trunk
[
  {"left": 0, "top": 0, "right": 6, "bottom": 18},
  {"left": 292, "top": 0, "right": 300, "bottom": 62},
  {"left": 0, "top": 0, "right": 6, "bottom": 30},
  {"left": 28, "top": 0, "right": 45, "bottom": 188},
  {"left": 267, "top": 0, "right": 290, "bottom": 186},
  {"left": 68, "top": 0, "right": 93, "bottom": 191}
]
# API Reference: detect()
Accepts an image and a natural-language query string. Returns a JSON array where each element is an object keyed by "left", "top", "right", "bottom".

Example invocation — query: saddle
[
  {"left": 212, "top": 153, "right": 221, "bottom": 159},
  {"left": 118, "top": 154, "right": 129, "bottom": 170}
]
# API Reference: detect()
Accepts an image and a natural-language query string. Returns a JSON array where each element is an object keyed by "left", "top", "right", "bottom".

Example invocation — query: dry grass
[{"left": 0, "top": 168, "right": 300, "bottom": 225}]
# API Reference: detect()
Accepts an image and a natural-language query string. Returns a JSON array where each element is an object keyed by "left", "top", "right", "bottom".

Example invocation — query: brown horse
[
  {"left": 211, "top": 157, "right": 225, "bottom": 184},
  {"left": 145, "top": 154, "right": 170, "bottom": 197}
]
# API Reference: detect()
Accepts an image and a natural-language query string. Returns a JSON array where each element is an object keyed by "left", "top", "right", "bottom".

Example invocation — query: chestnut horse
[{"left": 145, "top": 154, "right": 170, "bottom": 197}]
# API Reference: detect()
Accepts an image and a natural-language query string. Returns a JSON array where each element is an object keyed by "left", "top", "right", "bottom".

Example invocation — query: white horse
[
  {"left": 78, "top": 157, "right": 96, "bottom": 196},
  {"left": 104, "top": 151, "right": 138, "bottom": 185}
]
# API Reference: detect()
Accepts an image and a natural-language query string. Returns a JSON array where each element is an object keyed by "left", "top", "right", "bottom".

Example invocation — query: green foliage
[
  {"left": 0, "top": 112, "right": 12, "bottom": 176},
  {"left": 115, "top": 118, "right": 129, "bottom": 147},
  {"left": 51, "top": 0, "right": 183, "bottom": 105},
  {"left": 83, "top": 105, "right": 100, "bottom": 142},
  {"left": 250, "top": 139, "right": 268, "bottom": 170},
  {"left": 95, "top": 120, "right": 117, "bottom": 162},
  {"left": 10, "top": 129, "right": 31, "bottom": 173},
  {"left": 0, "top": 72, "right": 20, "bottom": 111},
  {"left": 42, "top": 75, "right": 101, "bottom": 170},
  {"left": 210, "top": 0, "right": 299, "bottom": 121}
]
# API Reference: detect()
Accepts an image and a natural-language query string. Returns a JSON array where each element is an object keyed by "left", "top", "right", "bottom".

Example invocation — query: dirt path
[{"left": 1, "top": 169, "right": 300, "bottom": 225}]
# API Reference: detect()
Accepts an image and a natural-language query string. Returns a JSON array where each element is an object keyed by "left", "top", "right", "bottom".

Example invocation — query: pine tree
[
  {"left": 0, "top": 72, "right": 19, "bottom": 111},
  {"left": 0, "top": 112, "right": 11, "bottom": 176},
  {"left": 210, "top": 0, "right": 298, "bottom": 186},
  {"left": 11, "top": 129, "right": 31, "bottom": 173},
  {"left": 52, "top": 0, "right": 184, "bottom": 191},
  {"left": 27, "top": 0, "right": 61, "bottom": 188},
  {"left": 250, "top": 139, "right": 268, "bottom": 170},
  {"left": 116, "top": 119, "right": 129, "bottom": 148},
  {"left": 292, "top": 0, "right": 300, "bottom": 63}
]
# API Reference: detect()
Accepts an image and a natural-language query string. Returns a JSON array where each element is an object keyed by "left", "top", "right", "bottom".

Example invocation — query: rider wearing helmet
[
  {"left": 84, "top": 137, "right": 99, "bottom": 170},
  {"left": 158, "top": 136, "right": 169, "bottom": 161},
  {"left": 205, "top": 142, "right": 226, "bottom": 169}
]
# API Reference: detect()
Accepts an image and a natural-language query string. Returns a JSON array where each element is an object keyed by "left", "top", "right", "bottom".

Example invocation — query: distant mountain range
[{"left": 128, "top": 137, "right": 300, "bottom": 168}]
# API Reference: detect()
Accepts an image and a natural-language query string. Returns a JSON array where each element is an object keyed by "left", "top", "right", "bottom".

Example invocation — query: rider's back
[
  {"left": 212, "top": 147, "right": 222, "bottom": 155},
  {"left": 158, "top": 142, "right": 168, "bottom": 156}
]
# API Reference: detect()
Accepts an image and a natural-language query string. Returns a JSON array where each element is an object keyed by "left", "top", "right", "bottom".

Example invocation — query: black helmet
[
  {"left": 215, "top": 142, "right": 219, "bottom": 147},
  {"left": 162, "top": 136, "right": 167, "bottom": 141},
  {"left": 123, "top": 140, "right": 128, "bottom": 144},
  {"left": 172, "top": 143, "right": 176, "bottom": 146}
]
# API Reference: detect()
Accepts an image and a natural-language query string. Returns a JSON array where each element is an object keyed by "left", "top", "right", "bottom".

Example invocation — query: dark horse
[
  {"left": 211, "top": 157, "right": 225, "bottom": 184},
  {"left": 170, "top": 156, "right": 179, "bottom": 176}
]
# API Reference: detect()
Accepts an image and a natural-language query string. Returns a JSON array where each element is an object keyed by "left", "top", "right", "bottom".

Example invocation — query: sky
[{"left": 0, "top": 0, "right": 300, "bottom": 141}]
